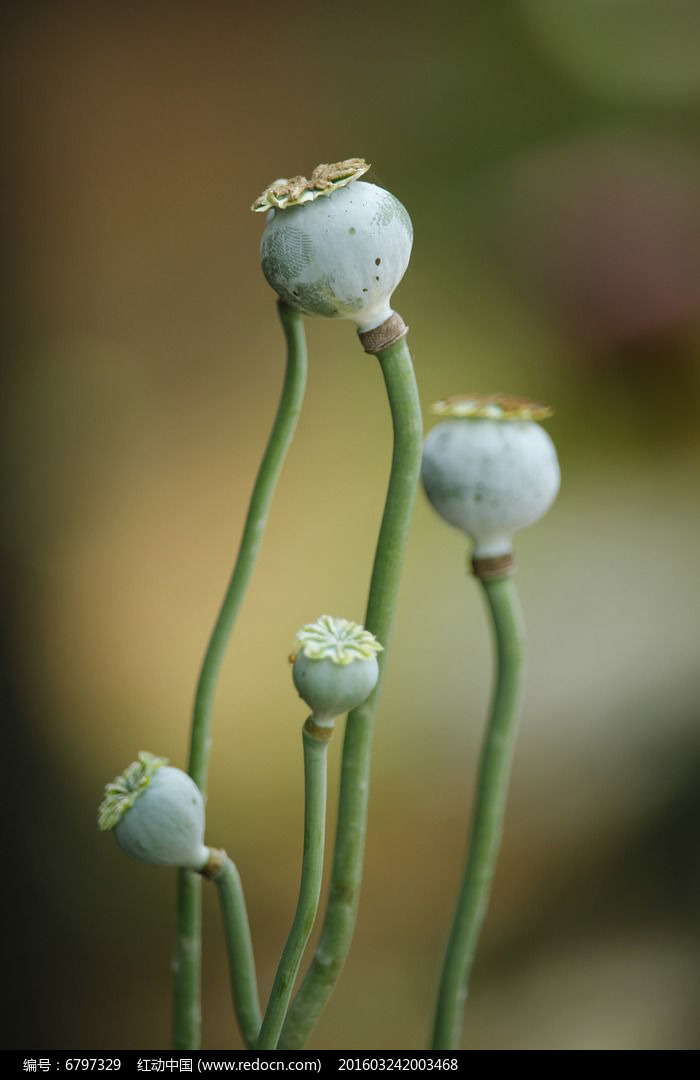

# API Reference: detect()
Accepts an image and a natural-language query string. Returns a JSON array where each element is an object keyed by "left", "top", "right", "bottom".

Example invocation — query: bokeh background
[{"left": 4, "top": 0, "right": 700, "bottom": 1052}]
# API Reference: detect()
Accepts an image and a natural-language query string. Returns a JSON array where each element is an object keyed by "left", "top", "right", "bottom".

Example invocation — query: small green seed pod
[
  {"left": 291, "top": 614, "right": 383, "bottom": 723},
  {"left": 422, "top": 394, "right": 560, "bottom": 558},
  {"left": 98, "top": 752, "right": 209, "bottom": 870},
  {"left": 253, "top": 159, "right": 412, "bottom": 333}
]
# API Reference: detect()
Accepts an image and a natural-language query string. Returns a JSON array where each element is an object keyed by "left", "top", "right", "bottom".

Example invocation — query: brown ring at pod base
[
  {"left": 200, "top": 847, "right": 227, "bottom": 879},
  {"left": 303, "top": 716, "right": 336, "bottom": 742},
  {"left": 471, "top": 553, "right": 515, "bottom": 580},
  {"left": 358, "top": 312, "right": 408, "bottom": 354}
]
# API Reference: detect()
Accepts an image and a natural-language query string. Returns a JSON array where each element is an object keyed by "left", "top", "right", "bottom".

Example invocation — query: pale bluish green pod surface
[
  {"left": 108, "top": 762, "right": 209, "bottom": 870},
  {"left": 261, "top": 181, "right": 412, "bottom": 332},
  {"left": 293, "top": 652, "right": 380, "bottom": 723},
  {"left": 422, "top": 414, "right": 560, "bottom": 557},
  {"left": 292, "top": 614, "right": 382, "bottom": 722}
]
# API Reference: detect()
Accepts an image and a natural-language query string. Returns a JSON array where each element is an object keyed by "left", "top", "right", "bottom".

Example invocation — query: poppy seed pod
[
  {"left": 98, "top": 752, "right": 209, "bottom": 870},
  {"left": 253, "top": 159, "right": 412, "bottom": 333},
  {"left": 291, "top": 615, "right": 383, "bottom": 723},
  {"left": 422, "top": 395, "right": 560, "bottom": 558}
]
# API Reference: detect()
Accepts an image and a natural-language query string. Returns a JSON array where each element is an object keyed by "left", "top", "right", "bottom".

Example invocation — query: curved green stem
[
  {"left": 210, "top": 853, "right": 262, "bottom": 1049},
  {"left": 188, "top": 301, "right": 308, "bottom": 792},
  {"left": 256, "top": 721, "right": 331, "bottom": 1050},
  {"left": 431, "top": 572, "right": 526, "bottom": 1051},
  {"left": 279, "top": 332, "right": 422, "bottom": 1049},
  {"left": 173, "top": 301, "right": 308, "bottom": 1050}
]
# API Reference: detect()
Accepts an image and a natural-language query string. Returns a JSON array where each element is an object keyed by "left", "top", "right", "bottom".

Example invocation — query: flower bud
[
  {"left": 98, "top": 752, "right": 209, "bottom": 870},
  {"left": 253, "top": 159, "right": 412, "bottom": 333},
  {"left": 291, "top": 615, "right": 383, "bottom": 723},
  {"left": 422, "top": 395, "right": 560, "bottom": 558}
]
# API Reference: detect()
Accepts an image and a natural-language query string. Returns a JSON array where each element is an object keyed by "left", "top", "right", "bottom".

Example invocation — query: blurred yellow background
[{"left": 4, "top": 0, "right": 700, "bottom": 1051}]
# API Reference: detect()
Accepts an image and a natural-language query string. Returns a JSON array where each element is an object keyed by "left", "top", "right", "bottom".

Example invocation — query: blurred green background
[{"left": 3, "top": 0, "right": 700, "bottom": 1052}]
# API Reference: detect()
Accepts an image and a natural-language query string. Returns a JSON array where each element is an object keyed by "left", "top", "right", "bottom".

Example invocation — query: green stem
[
  {"left": 173, "top": 870, "right": 201, "bottom": 1052},
  {"left": 211, "top": 854, "right": 262, "bottom": 1049},
  {"left": 256, "top": 721, "right": 331, "bottom": 1050},
  {"left": 188, "top": 301, "right": 308, "bottom": 792},
  {"left": 173, "top": 301, "right": 308, "bottom": 1050},
  {"left": 279, "top": 332, "right": 422, "bottom": 1049},
  {"left": 431, "top": 572, "right": 526, "bottom": 1051}
]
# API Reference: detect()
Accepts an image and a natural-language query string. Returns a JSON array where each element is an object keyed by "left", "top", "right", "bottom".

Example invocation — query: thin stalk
[
  {"left": 173, "top": 301, "right": 308, "bottom": 1050},
  {"left": 188, "top": 301, "right": 308, "bottom": 792},
  {"left": 431, "top": 572, "right": 526, "bottom": 1051},
  {"left": 279, "top": 333, "right": 422, "bottom": 1049},
  {"left": 256, "top": 722, "right": 331, "bottom": 1050},
  {"left": 211, "top": 854, "right": 262, "bottom": 1049},
  {"left": 173, "top": 870, "right": 201, "bottom": 1051}
]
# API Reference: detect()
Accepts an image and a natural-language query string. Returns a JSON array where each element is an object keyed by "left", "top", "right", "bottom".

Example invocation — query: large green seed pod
[
  {"left": 253, "top": 159, "right": 412, "bottom": 333},
  {"left": 98, "top": 752, "right": 209, "bottom": 870},
  {"left": 291, "top": 614, "right": 383, "bottom": 723},
  {"left": 422, "top": 395, "right": 560, "bottom": 558}
]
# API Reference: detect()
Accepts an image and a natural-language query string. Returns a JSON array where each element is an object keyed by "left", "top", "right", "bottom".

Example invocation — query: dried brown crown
[
  {"left": 431, "top": 393, "right": 553, "bottom": 421},
  {"left": 252, "top": 158, "right": 370, "bottom": 212}
]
